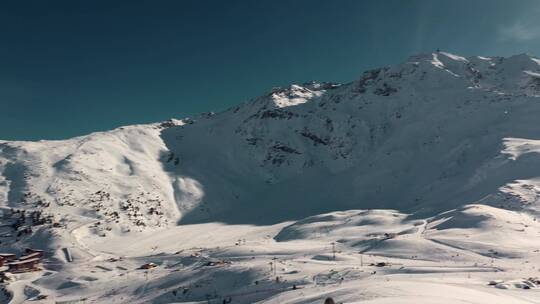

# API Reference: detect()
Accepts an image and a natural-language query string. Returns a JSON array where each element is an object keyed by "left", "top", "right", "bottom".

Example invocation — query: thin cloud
[{"left": 499, "top": 21, "right": 540, "bottom": 42}]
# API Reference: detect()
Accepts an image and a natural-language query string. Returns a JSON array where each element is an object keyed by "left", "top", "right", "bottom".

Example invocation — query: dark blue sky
[{"left": 2, "top": 0, "right": 540, "bottom": 140}]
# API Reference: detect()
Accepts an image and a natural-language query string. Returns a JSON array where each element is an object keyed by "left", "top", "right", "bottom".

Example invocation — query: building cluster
[{"left": 0, "top": 248, "right": 44, "bottom": 281}]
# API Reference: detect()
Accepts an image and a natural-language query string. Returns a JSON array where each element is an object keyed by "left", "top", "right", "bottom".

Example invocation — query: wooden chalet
[
  {"left": 25, "top": 248, "right": 45, "bottom": 257},
  {"left": 19, "top": 252, "right": 43, "bottom": 261},
  {"left": 7, "top": 258, "right": 40, "bottom": 273},
  {"left": 0, "top": 253, "right": 17, "bottom": 263}
]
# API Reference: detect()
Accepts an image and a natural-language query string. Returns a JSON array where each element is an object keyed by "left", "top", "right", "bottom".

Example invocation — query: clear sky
[{"left": 2, "top": 0, "right": 540, "bottom": 140}]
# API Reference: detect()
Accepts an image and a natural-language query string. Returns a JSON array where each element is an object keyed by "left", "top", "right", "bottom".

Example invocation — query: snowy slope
[
  {"left": 2, "top": 52, "right": 540, "bottom": 303},
  {"left": 160, "top": 52, "right": 540, "bottom": 224}
]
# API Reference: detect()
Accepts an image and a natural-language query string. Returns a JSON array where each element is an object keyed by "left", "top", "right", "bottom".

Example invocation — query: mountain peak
[
  {"left": 407, "top": 51, "right": 468, "bottom": 65},
  {"left": 266, "top": 82, "right": 340, "bottom": 109}
]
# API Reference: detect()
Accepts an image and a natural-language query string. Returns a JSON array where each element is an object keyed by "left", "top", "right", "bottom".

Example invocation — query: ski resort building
[
  {"left": 25, "top": 248, "right": 44, "bottom": 257},
  {"left": 7, "top": 258, "right": 40, "bottom": 273},
  {"left": 0, "top": 253, "right": 16, "bottom": 264}
]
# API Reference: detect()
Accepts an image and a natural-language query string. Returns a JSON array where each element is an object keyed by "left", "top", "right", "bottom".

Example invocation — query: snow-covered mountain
[{"left": 3, "top": 52, "right": 540, "bottom": 303}]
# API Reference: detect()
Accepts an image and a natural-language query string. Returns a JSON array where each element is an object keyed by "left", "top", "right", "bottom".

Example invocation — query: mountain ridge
[
  {"left": 3, "top": 51, "right": 540, "bottom": 303},
  {"left": 3, "top": 52, "right": 540, "bottom": 228}
]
